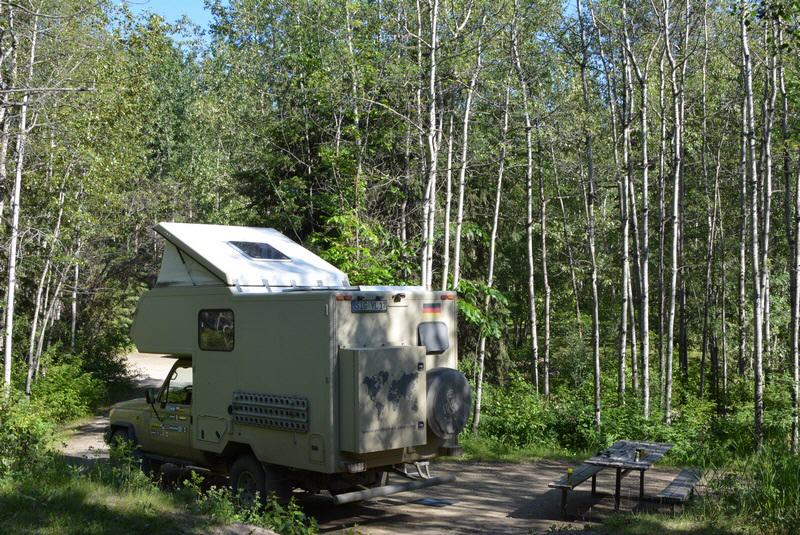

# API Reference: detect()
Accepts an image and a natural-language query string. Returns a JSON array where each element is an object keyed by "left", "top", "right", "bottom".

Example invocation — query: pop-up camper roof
[{"left": 155, "top": 222, "right": 350, "bottom": 290}]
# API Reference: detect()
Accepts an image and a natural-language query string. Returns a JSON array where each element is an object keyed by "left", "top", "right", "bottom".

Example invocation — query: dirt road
[
  {"left": 61, "top": 353, "right": 680, "bottom": 534},
  {"left": 59, "top": 352, "right": 176, "bottom": 461}
]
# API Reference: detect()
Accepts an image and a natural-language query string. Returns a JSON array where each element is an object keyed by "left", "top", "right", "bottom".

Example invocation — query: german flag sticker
[{"left": 422, "top": 302, "right": 442, "bottom": 316}]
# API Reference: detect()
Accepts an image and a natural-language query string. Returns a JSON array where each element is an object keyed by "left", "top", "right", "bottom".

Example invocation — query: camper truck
[{"left": 108, "top": 223, "right": 471, "bottom": 503}]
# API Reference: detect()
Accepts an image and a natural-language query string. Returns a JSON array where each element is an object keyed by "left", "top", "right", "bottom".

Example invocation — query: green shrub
[
  {"left": 100, "top": 434, "right": 157, "bottom": 492},
  {"left": 708, "top": 450, "right": 800, "bottom": 534},
  {"left": 478, "top": 372, "right": 558, "bottom": 449},
  {"left": 548, "top": 396, "right": 601, "bottom": 451},
  {"left": 31, "top": 355, "right": 105, "bottom": 423},
  {"left": 179, "top": 472, "right": 318, "bottom": 535},
  {"left": 0, "top": 395, "right": 53, "bottom": 477}
]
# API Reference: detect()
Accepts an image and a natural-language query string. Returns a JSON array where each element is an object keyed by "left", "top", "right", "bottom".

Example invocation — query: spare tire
[{"left": 426, "top": 367, "right": 471, "bottom": 439}]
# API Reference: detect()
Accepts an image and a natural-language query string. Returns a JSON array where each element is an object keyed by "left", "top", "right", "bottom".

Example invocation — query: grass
[
  {"left": 0, "top": 459, "right": 202, "bottom": 535},
  {"left": 452, "top": 434, "right": 591, "bottom": 463},
  {"left": 598, "top": 511, "right": 738, "bottom": 535},
  {"left": 0, "top": 435, "right": 318, "bottom": 535}
]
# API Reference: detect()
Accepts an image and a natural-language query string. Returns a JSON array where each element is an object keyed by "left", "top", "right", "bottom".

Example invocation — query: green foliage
[
  {"left": 706, "top": 450, "right": 800, "bottom": 534},
  {"left": 30, "top": 354, "right": 106, "bottom": 423},
  {"left": 179, "top": 472, "right": 318, "bottom": 535},
  {"left": 476, "top": 372, "right": 557, "bottom": 448},
  {"left": 0, "top": 395, "right": 54, "bottom": 477},
  {"left": 312, "top": 212, "right": 414, "bottom": 285},
  {"left": 104, "top": 435, "right": 158, "bottom": 493},
  {"left": 457, "top": 279, "right": 511, "bottom": 339},
  {"left": 549, "top": 330, "right": 591, "bottom": 390}
]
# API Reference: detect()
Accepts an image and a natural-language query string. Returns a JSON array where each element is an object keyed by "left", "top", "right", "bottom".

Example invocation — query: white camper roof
[{"left": 155, "top": 222, "right": 350, "bottom": 290}]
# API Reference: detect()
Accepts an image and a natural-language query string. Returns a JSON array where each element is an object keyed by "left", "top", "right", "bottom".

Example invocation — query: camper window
[
  {"left": 198, "top": 309, "right": 234, "bottom": 351},
  {"left": 229, "top": 241, "right": 289, "bottom": 261}
]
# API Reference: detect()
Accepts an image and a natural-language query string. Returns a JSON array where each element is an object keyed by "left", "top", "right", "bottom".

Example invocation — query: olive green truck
[{"left": 108, "top": 222, "right": 471, "bottom": 503}]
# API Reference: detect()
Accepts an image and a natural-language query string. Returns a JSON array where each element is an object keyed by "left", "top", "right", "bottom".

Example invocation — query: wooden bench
[
  {"left": 657, "top": 468, "right": 702, "bottom": 514},
  {"left": 548, "top": 463, "right": 604, "bottom": 519}
]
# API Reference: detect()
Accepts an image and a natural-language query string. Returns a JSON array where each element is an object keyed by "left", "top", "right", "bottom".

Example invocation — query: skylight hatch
[{"left": 229, "top": 241, "right": 290, "bottom": 261}]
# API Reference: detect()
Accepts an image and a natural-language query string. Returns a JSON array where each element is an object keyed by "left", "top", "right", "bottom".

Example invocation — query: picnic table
[{"left": 583, "top": 439, "right": 672, "bottom": 511}]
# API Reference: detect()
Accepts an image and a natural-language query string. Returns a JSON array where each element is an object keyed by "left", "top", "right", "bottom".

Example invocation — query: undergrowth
[
  {"left": 0, "top": 347, "right": 317, "bottom": 535},
  {"left": 178, "top": 471, "right": 317, "bottom": 535},
  {"left": 463, "top": 369, "right": 800, "bottom": 534}
]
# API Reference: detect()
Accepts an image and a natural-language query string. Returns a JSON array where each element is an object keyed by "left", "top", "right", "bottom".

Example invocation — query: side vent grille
[{"left": 231, "top": 391, "right": 309, "bottom": 433}]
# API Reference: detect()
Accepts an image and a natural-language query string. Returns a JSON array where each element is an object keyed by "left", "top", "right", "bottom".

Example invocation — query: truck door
[{"left": 148, "top": 360, "right": 193, "bottom": 458}]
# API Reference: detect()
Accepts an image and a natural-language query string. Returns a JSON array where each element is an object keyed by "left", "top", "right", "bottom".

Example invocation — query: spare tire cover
[{"left": 426, "top": 367, "right": 471, "bottom": 439}]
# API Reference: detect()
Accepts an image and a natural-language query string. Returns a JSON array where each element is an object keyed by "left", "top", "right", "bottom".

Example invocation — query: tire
[
  {"left": 231, "top": 455, "right": 266, "bottom": 507},
  {"left": 109, "top": 427, "right": 160, "bottom": 477},
  {"left": 230, "top": 455, "right": 290, "bottom": 506},
  {"left": 110, "top": 427, "right": 133, "bottom": 447},
  {"left": 426, "top": 368, "right": 471, "bottom": 439}
]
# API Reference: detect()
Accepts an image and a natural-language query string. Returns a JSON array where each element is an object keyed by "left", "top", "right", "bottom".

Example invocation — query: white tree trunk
[
  {"left": 577, "top": 0, "right": 600, "bottom": 430},
  {"left": 0, "top": 5, "right": 17, "bottom": 223},
  {"left": 419, "top": 0, "right": 439, "bottom": 288},
  {"left": 3, "top": 10, "right": 37, "bottom": 393},
  {"left": 26, "top": 147, "right": 66, "bottom": 395},
  {"left": 472, "top": 85, "right": 509, "bottom": 433},
  {"left": 451, "top": 21, "right": 483, "bottom": 290},
  {"left": 663, "top": 0, "right": 681, "bottom": 425},
  {"left": 539, "top": 138, "right": 550, "bottom": 397},
  {"left": 512, "top": 4, "right": 539, "bottom": 391},
  {"left": 742, "top": 3, "right": 764, "bottom": 448},
  {"left": 345, "top": 4, "right": 363, "bottom": 257},
  {"left": 441, "top": 114, "right": 454, "bottom": 291}
]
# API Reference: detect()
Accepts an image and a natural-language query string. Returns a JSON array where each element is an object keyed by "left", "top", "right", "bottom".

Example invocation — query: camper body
[{"left": 108, "top": 223, "right": 469, "bottom": 500}]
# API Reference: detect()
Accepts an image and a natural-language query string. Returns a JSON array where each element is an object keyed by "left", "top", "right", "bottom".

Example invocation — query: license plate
[{"left": 351, "top": 299, "right": 387, "bottom": 313}]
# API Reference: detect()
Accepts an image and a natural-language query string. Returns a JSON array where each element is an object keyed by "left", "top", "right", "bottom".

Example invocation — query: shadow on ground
[{"left": 300, "top": 460, "right": 689, "bottom": 534}]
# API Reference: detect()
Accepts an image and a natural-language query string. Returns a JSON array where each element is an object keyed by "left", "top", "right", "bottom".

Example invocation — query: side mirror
[{"left": 145, "top": 387, "right": 159, "bottom": 405}]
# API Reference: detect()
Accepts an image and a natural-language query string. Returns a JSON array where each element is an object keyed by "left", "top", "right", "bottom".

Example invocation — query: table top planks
[{"left": 584, "top": 440, "right": 673, "bottom": 470}]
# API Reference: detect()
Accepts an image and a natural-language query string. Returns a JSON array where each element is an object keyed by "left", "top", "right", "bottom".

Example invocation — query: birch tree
[
  {"left": 450, "top": 15, "right": 483, "bottom": 290},
  {"left": 513, "top": 1, "right": 540, "bottom": 391},
  {"left": 741, "top": 0, "right": 764, "bottom": 447},
  {"left": 3, "top": 7, "right": 38, "bottom": 393},
  {"left": 419, "top": 0, "right": 440, "bottom": 289},
  {"left": 660, "top": 0, "right": 681, "bottom": 424},
  {"left": 472, "top": 84, "right": 509, "bottom": 432},
  {"left": 622, "top": 1, "right": 659, "bottom": 416},
  {"left": 577, "top": 0, "right": 601, "bottom": 430}
]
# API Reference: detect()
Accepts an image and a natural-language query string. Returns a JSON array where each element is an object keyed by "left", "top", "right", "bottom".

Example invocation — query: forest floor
[{"left": 58, "top": 352, "right": 691, "bottom": 535}]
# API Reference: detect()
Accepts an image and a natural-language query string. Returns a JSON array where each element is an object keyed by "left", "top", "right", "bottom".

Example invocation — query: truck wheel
[
  {"left": 231, "top": 456, "right": 291, "bottom": 506},
  {"left": 231, "top": 455, "right": 266, "bottom": 507},
  {"left": 427, "top": 368, "right": 471, "bottom": 439},
  {"left": 110, "top": 428, "right": 160, "bottom": 477},
  {"left": 110, "top": 428, "right": 131, "bottom": 447}
]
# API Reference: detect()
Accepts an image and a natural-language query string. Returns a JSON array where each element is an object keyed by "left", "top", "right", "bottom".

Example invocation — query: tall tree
[{"left": 577, "top": 0, "right": 601, "bottom": 430}]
